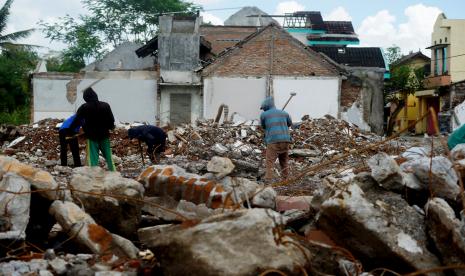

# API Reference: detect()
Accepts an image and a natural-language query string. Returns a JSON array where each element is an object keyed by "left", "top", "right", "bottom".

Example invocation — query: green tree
[
  {"left": 0, "top": 47, "right": 38, "bottom": 124},
  {"left": 384, "top": 45, "right": 402, "bottom": 66},
  {"left": 0, "top": 0, "right": 34, "bottom": 49},
  {"left": 40, "top": 0, "right": 199, "bottom": 64},
  {"left": 40, "top": 15, "right": 105, "bottom": 65},
  {"left": 46, "top": 54, "right": 85, "bottom": 73}
]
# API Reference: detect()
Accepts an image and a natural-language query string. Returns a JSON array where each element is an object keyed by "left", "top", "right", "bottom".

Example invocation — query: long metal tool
[{"left": 282, "top": 92, "right": 297, "bottom": 110}]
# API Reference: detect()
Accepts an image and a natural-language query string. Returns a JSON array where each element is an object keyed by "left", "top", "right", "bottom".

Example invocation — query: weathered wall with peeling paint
[
  {"left": 203, "top": 77, "right": 267, "bottom": 121},
  {"left": 340, "top": 69, "right": 385, "bottom": 135},
  {"left": 203, "top": 76, "right": 339, "bottom": 122},
  {"left": 273, "top": 76, "right": 340, "bottom": 121},
  {"left": 32, "top": 71, "right": 157, "bottom": 124}
]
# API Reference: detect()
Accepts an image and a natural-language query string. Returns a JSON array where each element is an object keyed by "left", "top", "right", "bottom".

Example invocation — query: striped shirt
[{"left": 260, "top": 97, "right": 292, "bottom": 145}]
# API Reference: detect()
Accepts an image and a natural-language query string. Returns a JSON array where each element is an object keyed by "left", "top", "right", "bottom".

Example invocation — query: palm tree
[{"left": 0, "top": 0, "right": 34, "bottom": 49}]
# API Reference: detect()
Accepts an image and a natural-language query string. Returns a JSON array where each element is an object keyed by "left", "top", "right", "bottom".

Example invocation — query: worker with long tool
[
  {"left": 128, "top": 125, "right": 167, "bottom": 164},
  {"left": 58, "top": 114, "right": 82, "bottom": 167},
  {"left": 260, "top": 96, "right": 292, "bottom": 182},
  {"left": 71, "top": 87, "right": 116, "bottom": 171}
]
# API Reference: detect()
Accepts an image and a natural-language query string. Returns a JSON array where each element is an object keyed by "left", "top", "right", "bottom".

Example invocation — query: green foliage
[
  {"left": 0, "top": 105, "right": 29, "bottom": 125},
  {"left": 0, "top": 0, "right": 34, "bottom": 49},
  {"left": 40, "top": 15, "right": 106, "bottom": 64},
  {"left": 384, "top": 45, "right": 402, "bottom": 66},
  {"left": 46, "top": 53, "right": 86, "bottom": 73},
  {"left": 0, "top": 47, "right": 38, "bottom": 125},
  {"left": 40, "top": 0, "right": 199, "bottom": 64}
]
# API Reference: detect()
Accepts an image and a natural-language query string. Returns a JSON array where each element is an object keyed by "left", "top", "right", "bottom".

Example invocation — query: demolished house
[
  {"left": 2, "top": 109, "right": 465, "bottom": 274},
  {"left": 32, "top": 11, "right": 385, "bottom": 135}
]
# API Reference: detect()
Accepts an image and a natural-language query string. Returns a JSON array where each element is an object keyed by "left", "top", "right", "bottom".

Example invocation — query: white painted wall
[
  {"left": 160, "top": 71, "right": 201, "bottom": 84},
  {"left": 204, "top": 77, "right": 267, "bottom": 121},
  {"left": 33, "top": 75, "right": 76, "bottom": 121},
  {"left": 273, "top": 77, "right": 340, "bottom": 121},
  {"left": 33, "top": 71, "right": 157, "bottom": 124}
]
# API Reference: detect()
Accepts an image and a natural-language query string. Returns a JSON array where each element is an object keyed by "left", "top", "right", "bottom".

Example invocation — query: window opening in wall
[
  {"left": 440, "top": 39, "right": 442, "bottom": 43},
  {"left": 445, "top": 37, "right": 447, "bottom": 43}
]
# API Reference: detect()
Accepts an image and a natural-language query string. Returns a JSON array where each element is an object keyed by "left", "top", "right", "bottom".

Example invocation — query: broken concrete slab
[
  {"left": 137, "top": 165, "right": 234, "bottom": 209},
  {"left": 138, "top": 209, "right": 309, "bottom": 276},
  {"left": 49, "top": 201, "right": 139, "bottom": 259},
  {"left": 401, "top": 146, "right": 430, "bottom": 160},
  {"left": 252, "top": 187, "right": 277, "bottom": 209},
  {"left": 0, "top": 173, "right": 30, "bottom": 241},
  {"left": 70, "top": 166, "right": 144, "bottom": 238},
  {"left": 206, "top": 156, "right": 235, "bottom": 178},
  {"left": 367, "top": 152, "right": 404, "bottom": 191},
  {"left": 220, "top": 176, "right": 260, "bottom": 205},
  {"left": 0, "top": 156, "right": 64, "bottom": 201},
  {"left": 317, "top": 184, "right": 441, "bottom": 273},
  {"left": 451, "top": 143, "right": 465, "bottom": 161},
  {"left": 425, "top": 198, "right": 465, "bottom": 274},
  {"left": 142, "top": 197, "right": 224, "bottom": 221},
  {"left": 402, "top": 156, "right": 460, "bottom": 202}
]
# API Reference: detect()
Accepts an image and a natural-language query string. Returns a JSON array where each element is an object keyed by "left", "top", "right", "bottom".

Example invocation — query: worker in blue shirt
[{"left": 59, "top": 114, "right": 82, "bottom": 167}]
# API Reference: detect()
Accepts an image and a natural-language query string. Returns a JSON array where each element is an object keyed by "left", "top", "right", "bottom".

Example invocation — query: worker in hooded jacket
[
  {"left": 127, "top": 125, "right": 167, "bottom": 164},
  {"left": 71, "top": 87, "right": 116, "bottom": 171},
  {"left": 260, "top": 96, "right": 292, "bottom": 182}
]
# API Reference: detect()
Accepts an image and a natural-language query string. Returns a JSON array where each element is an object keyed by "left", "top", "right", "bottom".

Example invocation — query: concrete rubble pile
[{"left": 1, "top": 118, "right": 465, "bottom": 274}]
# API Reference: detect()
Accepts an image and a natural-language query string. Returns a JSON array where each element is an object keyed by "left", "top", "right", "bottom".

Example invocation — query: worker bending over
[
  {"left": 260, "top": 96, "right": 292, "bottom": 182},
  {"left": 128, "top": 125, "right": 167, "bottom": 164}
]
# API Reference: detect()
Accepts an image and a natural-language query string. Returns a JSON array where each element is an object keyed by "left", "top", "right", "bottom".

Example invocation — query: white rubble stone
[
  {"left": 318, "top": 184, "right": 441, "bottom": 271},
  {"left": 425, "top": 198, "right": 465, "bottom": 274},
  {"left": 252, "top": 187, "right": 277, "bottom": 209},
  {"left": 404, "top": 156, "right": 460, "bottom": 201},
  {"left": 367, "top": 152, "right": 404, "bottom": 191},
  {"left": 49, "top": 200, "right": 139, "bottom": 259},
  {"left": 0, "top": 173, "right": 30, "bottom": 240},
  {"left": 212, "top": 143, "right": 228, "bottom": 155},
  {"left": 450, "top": 143, "right": 465, "bottom": 161},
  {"left": 49, "top": 258, "right": 68, "bottom": 275},
  {"left": 70, "top": 166, "right": 144, "bottom": 237},
  {"left": 207, "top": 156, "right": 235, "bottom": 178},
  {"left": 401, "top": 147, "right": 430, "bottom": 160},
  {"left": 138, "top": 209, "right": 309, "bottom": 276}
]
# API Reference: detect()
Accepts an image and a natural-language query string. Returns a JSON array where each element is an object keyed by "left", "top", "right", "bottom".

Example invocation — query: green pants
[{"left": 86, "top": 138, "right": 115, "bottom": 171}]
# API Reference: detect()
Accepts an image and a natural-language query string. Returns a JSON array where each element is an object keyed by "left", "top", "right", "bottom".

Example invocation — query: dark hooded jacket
[
  {"left": 71, "top": 88, "right": 115, "bottom": 140},
  {"left": 260, "top": 96, "right": 292, "bottom": 145},
  {"left": 128, "top": 125, "right": 167, "bottom": 152}
]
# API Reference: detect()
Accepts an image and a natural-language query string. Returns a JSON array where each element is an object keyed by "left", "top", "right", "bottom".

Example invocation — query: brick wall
[
  {"left": 341, "top": 78, "right": 362, "bottom": 109},
  {"left": 203, "top": 26, "right": 338, "bottom": 77},
  {"left": 200, "top": 26, "right": 258, "bottom": 55}
]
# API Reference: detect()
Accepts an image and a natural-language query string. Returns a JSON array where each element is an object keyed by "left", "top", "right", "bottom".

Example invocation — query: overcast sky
[{"left": 4, "top": 0, "right": 463, "bottom": 55}]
